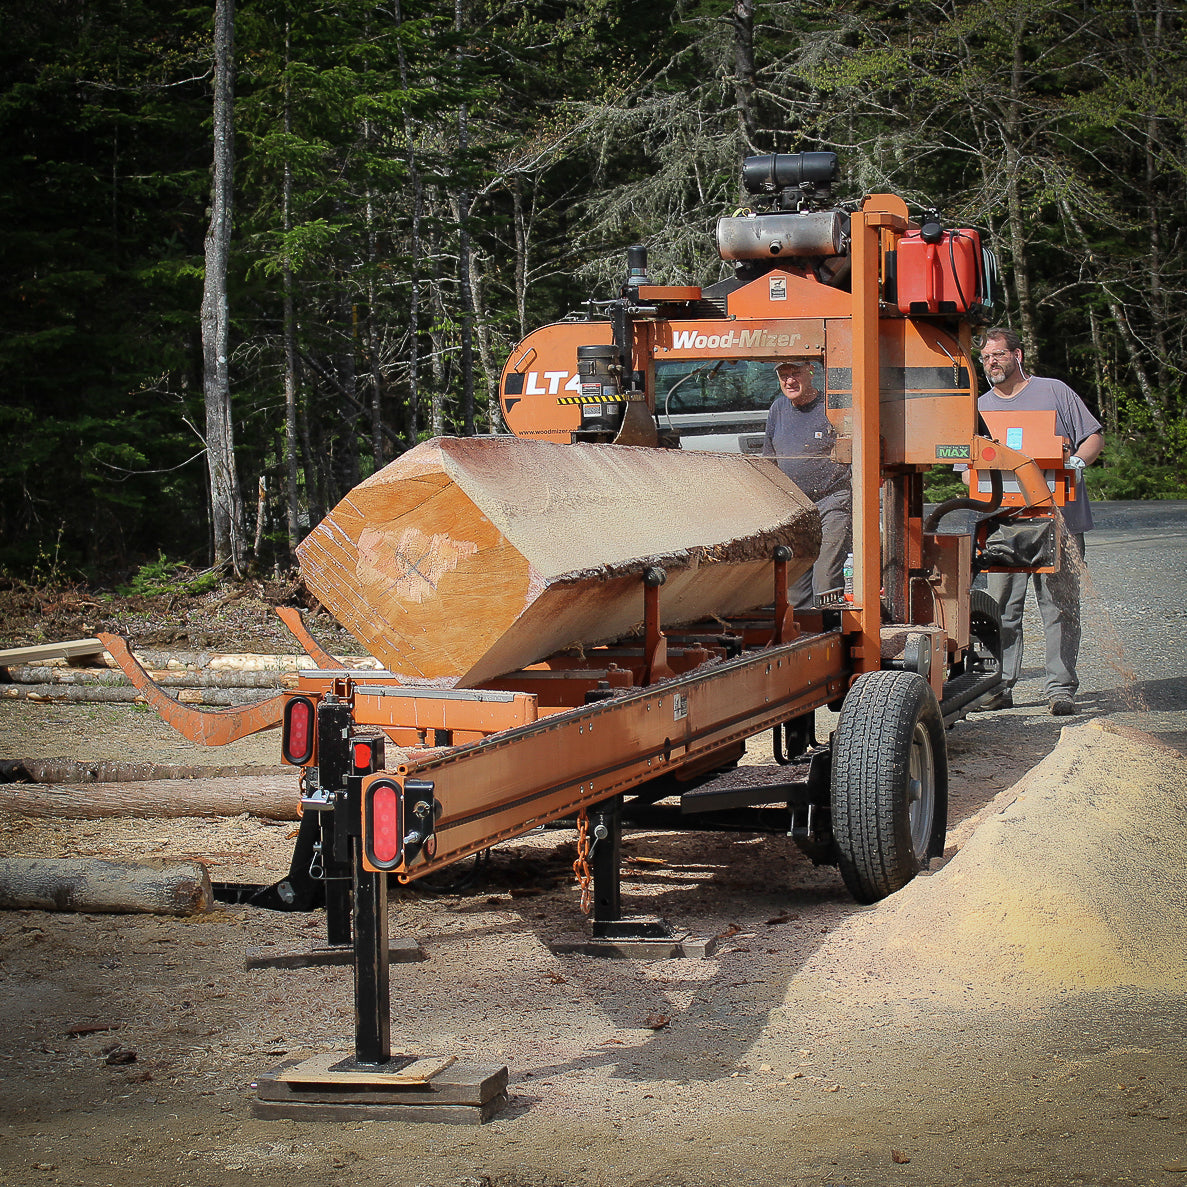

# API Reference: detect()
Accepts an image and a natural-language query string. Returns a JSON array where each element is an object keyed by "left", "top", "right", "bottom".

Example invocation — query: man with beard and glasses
[{"left": 974, "top": 326, "right": 1104, "bottom": 716}]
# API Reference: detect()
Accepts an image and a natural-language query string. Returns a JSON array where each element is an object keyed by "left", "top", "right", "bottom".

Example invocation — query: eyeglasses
[{"left": 981, "top": 351, "right": 1014, "bottom": 361}]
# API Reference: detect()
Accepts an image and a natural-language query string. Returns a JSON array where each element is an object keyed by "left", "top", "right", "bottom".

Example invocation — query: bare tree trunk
[
  {"left": 394, "top": 0, "right": 422, "bottom": 449},
  {"left": 1087, "top": 308, "right": 1114, "bottom": 432},
  {"left": 456, "top": 0, "right": 475, "bottom": 435},
  {"left": 282, "top": 17, "right": 301, "bottom": 560},
  {"left": 1001, "top": 12, "right": 1037, "bottom": 356},
  {"left": 470, "top": 248, "right": 501, "bottom": 431},
  {"left": 513, "top": 176, "right": 529, "bottom": 340},
  {"left": 200, "top": 0, "right": 246, "bottom": 576},
  {"left": 731, "top": 0, "right": 758, "bottom": 152},
  {"left": 1058, "top": 196, "right": 1163, "bottom": 423}
]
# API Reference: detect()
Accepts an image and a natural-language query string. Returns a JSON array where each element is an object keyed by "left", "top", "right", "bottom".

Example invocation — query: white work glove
[{"left": 1066, "top": 454, "right": 1086, "bottom": 472}]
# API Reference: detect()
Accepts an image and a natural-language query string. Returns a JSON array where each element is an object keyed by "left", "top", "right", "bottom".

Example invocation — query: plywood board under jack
[{"left": 253, "top": 1053, "right": 509, "bottom": 1124}]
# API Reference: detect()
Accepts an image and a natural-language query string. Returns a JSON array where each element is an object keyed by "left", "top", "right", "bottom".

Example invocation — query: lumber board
[
  {"left": 0, "top": 857, "right": 214, "bottom": 915},
  {"left": 0, "top": 639, "right": 105, "bottom": 667},
  {"left": 277, "top": 1052, "right": 457, "bottom": 1085},
  {"left": 249, "top": 1094, "right": 507, "bottom": 1124},
  {"left": 297, "top": 436, "right": 820, "bottom": 686}
]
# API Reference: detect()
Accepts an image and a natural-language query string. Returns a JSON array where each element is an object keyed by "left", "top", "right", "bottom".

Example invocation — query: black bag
[{"left": 977, "top": 517, "right": 1058, "bottom": 570}]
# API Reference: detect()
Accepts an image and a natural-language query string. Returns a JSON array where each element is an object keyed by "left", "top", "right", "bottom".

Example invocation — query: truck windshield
[{"left": 655, "top": 359, "right": 778, "bottom": 418}]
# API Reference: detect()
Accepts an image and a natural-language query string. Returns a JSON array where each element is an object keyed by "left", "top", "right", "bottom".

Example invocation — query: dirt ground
[{"left": 1, "top": 568, "right": 1186, "bottom": 1186}]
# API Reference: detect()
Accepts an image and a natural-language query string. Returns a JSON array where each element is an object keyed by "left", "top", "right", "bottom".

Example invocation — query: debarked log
[
  {"left": 297, "top": 436, "right": 821, "bottom": 686},
  {"left": 0, "top": 857, "right": 214, "bottom": 915},
  {"left": 0, "top": 775, "right": 300, "bottom": 820}
]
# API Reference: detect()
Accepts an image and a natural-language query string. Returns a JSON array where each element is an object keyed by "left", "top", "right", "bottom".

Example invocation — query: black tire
[
  {"left": 967, "top": 587, "right": 1003, "bottom": 684},
  {"left": 830, "top": 670, "right": 948, "bottom": 905}
]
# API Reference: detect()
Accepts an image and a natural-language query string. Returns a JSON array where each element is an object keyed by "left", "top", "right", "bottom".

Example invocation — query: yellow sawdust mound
[{"left": 807, "top": 720, "right": 1187, "bottom": 1006}]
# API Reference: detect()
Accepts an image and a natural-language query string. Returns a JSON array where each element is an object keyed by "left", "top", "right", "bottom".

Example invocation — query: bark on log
[
  {"left": 90, "top": 651, "right": 376, "bottom": 672},
  {"left": 3, "top": 666, "right": 299, "bottom": 689},
  {"left": 0, "top": 759, "right": 288, "bottom": 784},
  {"left": 1, "top": 684, "right": 268, "bottom": 706},
  {"left": 0, "top": 857, "right": 214, "bottom": 915},
  {"left": 0, "top": 776, "right": 299, "bottom": 820},
  {"left": 297, "top": 437, "right": 820, "bottom": 686}
]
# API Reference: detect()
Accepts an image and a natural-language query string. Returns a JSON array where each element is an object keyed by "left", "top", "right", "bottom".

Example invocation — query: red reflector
[
  {"left": 285, "top": 698, "right": 314, "bottom": 763},
  {"left": 370, "top": 784, "right": 401, "bottom": 866},
  {"left": 982, "top": 446, "right": 997, "bottom": 462},
  {"left": 353, "top": 741, "right": 373, "bottom": 770}
]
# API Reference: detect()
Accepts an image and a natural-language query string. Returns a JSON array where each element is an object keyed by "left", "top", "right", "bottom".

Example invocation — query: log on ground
[
  {"left": 0, "top": 759, "right": 289, "bottom": 785},
  {"left": 297, "top": 436, "right": 821, "bottom": 686},
  {"left": 3, "top": 665, "right": 298, "bottom": 690},
  {"left": 1, "top": 775, "right": 299, "bottom": 820},
  {"left": 0, "top": 857, "right": 214, "bottom": 915},
  {"left": 1, "top": 684, "right": 269, "bottom": 707}
]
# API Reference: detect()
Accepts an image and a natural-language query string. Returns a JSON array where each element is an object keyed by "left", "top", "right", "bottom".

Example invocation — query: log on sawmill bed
[{"left": 298, "top": 436, "right": 821, "bottom": 686}]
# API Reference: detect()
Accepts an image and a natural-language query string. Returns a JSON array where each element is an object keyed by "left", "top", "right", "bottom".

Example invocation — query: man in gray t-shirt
[
  {"left": 974, "top": 327, "right": 1104, "bottom": 716},
  {"left": 762, "top": 359, "right": 851, "bottom": 607}
]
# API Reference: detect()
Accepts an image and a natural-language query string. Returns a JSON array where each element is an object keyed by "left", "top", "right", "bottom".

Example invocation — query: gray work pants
[
  {"left": 987, "top": 533, "right": 1085, "bottom": 699},
  {"left": 791, "top": 497, "right": 852, "bottom": 609}
]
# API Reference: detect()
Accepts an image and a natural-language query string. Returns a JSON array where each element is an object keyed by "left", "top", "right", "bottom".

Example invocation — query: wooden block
[
  {"left": 254, "top": 1056, "right": 509, "bottom": 1119},
  {"left": 297, "top": 436, "right": 820, "bottom": 686},
  {"left": 0, "top": 857, "right": 213, "bottom": 915},
  {"left": 249, "top": 1091, "right": 507, "bottom": 1124}
]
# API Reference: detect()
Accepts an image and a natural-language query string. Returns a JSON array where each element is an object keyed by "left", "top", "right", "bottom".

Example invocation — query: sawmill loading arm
[{"left": 103, "top": 154, "right": 1079, "bottom": 1077}]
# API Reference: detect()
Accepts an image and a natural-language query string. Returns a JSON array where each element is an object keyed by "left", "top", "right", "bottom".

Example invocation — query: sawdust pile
[{"left": 800, "top": 719, "right": 1187, "bottom": 1007}]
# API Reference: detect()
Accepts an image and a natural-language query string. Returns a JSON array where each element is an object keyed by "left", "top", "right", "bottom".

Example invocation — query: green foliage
[
  {"left": 1086, "top": 424, "right": 1187, "bottom": 501},
  {"left": 923, "top": 466, "right": 972, "bottom": 505},
  {"left": 1, "top": 0, "right": 1185, "bottom": 583},
  {"left": 118, "top": 554, "right": 221, "bottom": 598}
]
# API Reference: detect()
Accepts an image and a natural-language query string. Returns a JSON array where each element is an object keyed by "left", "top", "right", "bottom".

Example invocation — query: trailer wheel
[{"left": 830, "top": 670, "right": 948, "bottom": 905}]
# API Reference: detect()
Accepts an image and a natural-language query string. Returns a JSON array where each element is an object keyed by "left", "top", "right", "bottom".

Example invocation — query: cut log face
[{"left": 297, "top": 437, "right": 821, "bottom": 686}]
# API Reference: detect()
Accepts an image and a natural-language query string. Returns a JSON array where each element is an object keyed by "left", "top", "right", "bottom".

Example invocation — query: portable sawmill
[{"left": 103, "top": 152, "right": 1080, "bottom": 1084}]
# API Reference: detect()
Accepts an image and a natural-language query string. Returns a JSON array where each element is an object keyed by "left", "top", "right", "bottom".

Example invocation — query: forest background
[{"left": 2, "top": 0, "right": 1184, "bottom": 585}]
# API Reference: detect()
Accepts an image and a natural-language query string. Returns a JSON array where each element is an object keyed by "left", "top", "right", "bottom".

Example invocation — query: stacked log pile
[{"left": 0, "top": 642, "right": 320, "bottom": 825}]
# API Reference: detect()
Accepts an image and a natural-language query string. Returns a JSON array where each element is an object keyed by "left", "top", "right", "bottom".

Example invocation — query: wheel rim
[{"left": 907, "top": 720, "right": 936, "bottom": 861}]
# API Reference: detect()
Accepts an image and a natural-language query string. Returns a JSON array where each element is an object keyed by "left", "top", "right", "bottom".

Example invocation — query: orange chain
[{"left": 572, "top": 807, "right": 593, "bottom": 915}]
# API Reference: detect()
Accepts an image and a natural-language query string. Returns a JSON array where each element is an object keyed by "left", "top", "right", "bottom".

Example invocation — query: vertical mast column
[{"left": 849, "top": 200, "right": 908, "bottom": 673}]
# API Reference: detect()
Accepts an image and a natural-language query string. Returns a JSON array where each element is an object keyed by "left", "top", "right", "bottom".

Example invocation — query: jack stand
[
  {"left": 253, "top": 843, "right": 508, "bottom": 1123},
  {"left": 244, "top": 812, "right": 425, "bottom": 970},
  {"left": 549, "top": 796, "right": 717, "bottom": 960}
]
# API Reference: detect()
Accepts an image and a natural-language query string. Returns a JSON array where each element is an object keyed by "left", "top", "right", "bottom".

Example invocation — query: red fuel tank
[{"left": 896, "top": 229, "right": 983, "bottom": 315}]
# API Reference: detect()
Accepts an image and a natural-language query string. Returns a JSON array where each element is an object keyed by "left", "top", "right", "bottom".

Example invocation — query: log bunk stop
[{"left": 98, "top": 154, "right": 1081, "bottom": 1122}]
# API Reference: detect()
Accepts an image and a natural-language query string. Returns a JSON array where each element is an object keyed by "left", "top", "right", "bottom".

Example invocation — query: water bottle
[{"left": 843, "top": 552, "right": 854, "bottom": 600}]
